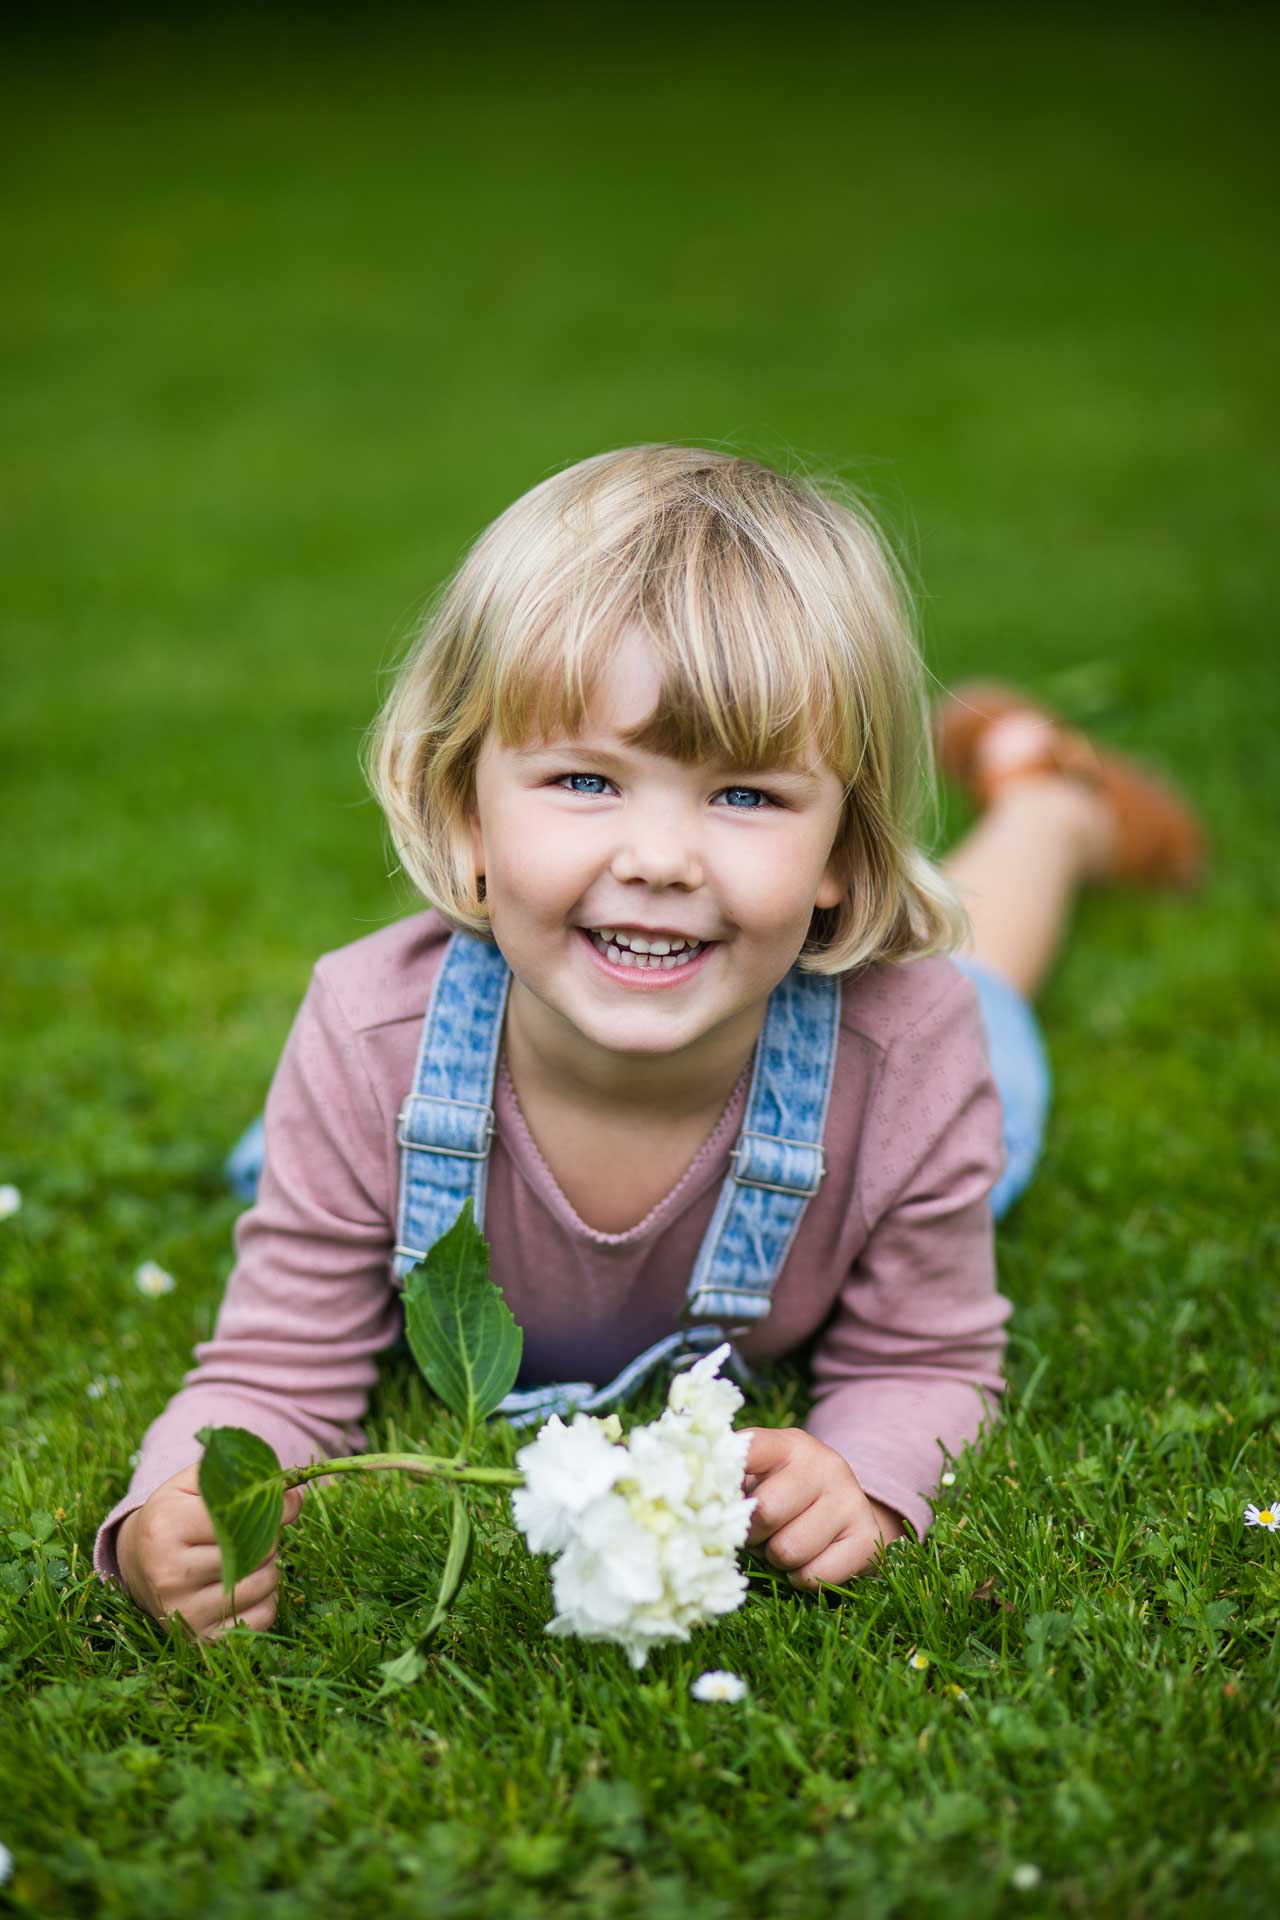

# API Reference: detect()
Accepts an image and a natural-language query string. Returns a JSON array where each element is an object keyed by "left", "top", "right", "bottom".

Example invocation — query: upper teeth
[{"left": 590, "top": 928, "right": 698, "bottom": 954}]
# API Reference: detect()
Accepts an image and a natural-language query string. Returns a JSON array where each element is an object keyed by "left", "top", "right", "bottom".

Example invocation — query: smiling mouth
[{"left": 582, "top": 928, "right": 710, "bottom": 971}]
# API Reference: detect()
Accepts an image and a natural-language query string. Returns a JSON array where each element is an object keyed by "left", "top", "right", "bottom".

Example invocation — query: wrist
[
  {"left": 115, "top": 1507, "right": 145, "bottom": 1596},
  {"left": 866, "top": 1497, "right": 908, "bottom": 1545}
]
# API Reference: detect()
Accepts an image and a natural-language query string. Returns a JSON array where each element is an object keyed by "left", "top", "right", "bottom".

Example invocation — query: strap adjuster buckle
[
  {"left": 729, "top": 1130, "right": 825, "bottom": 1197},
  {"left": 396, "top": 1094, "right": 495, "bottom": 1159}
]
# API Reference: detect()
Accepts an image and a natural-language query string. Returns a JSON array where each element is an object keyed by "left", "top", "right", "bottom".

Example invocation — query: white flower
[
  {"left": 1011, "top": 1864, "right": 1042, "bottom": 1891},
  {"left": 87, "top": 1375, "right": 123, "bottom": 1402},
  {"left": 666, "top": 1347, "right": 743, "bottom": 1434},
  {"left": 940, "top": 1471, "right": 956, "bottom": 1487},
  {"left": 1244, "top": 1500, "right": 1279, "bottom": 1531},
  {"left": 691, "top": 1669, "right": 747, "bottom": 1703},
  {"left": 0, "top": 1841, "right": 11, "bottom": 1886},
  {"left": 512, "top": 1414, "right": 627, "bottom": 1554},
  {"left": 907, "top": 1651, "right": 931, "bottom": 1671},
  {"left": 0, "top": 1186, "right": 21, "bottom": 1221},
  {"left": 134, "top": 1261, "right": 176, "bottom": 1298},
  {"left": 513, "top": 1345, "right": 755, "bottom": 1669}
]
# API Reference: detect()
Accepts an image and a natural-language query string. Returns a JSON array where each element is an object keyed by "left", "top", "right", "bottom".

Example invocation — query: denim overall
[
  {"left": 390, "top": 930, "right": 840, "bottom": 1426},
  {"left": 224, "top": 940, "right": 1049, "bottom": 1422}
]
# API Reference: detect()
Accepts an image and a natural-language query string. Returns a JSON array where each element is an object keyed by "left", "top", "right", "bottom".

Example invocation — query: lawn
[{"left": 2, "top": 8, "right": 1278, "bottom": 1916}]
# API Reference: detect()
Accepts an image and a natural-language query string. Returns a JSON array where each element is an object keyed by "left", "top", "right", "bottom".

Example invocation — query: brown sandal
[{"left": 934, "top": 681, "right": 1207, "bottom": 890}]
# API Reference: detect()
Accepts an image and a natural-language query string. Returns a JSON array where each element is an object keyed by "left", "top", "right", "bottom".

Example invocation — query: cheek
[
  {"left": 487, "top": 812, "right": 584, "bottom": 903},
  {"left": 727, "top": 836, "right": 836, "bottom": 925}
]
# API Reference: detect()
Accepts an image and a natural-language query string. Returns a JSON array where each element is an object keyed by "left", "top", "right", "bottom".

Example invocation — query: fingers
[
  {"left": 745, "top": 1465, "right": 813, "bottom": 1548},
  {"left": 174, "top": 1545, "right": 243, "bottom": 1584},
  {"left": 752, "top": 1496, "right": 829, "bottom": 1568},
  {"left": 741, "top": 1427, "right": 798, "bottom": 1477},
  {"left": 170, "top": 1487, "right": 220, "bottom": 1547},
  {"left": 162, "top": 1557, "right": 282, "bottom": 1641},
  {"left": 171, "top": 1594, "right": 280, "bottom": 1643},
  {"left": 172, "top": 1473, "right": 304, "bottom": 1542},
  {"left": 788, "top": 1531, "right": 883, "bottom": 1591}
]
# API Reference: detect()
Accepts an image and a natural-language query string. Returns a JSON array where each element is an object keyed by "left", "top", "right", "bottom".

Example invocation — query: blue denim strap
[
  {"left": 495, "top": 1325, "right": 755, "bottom": 1430},
  {"left": 392, "top": 932, "right": 511, "bottom": 1279},
  {"left": 681, "top": 963, "right": 839, "bottom": 1327},
  {"left": 392, "top": 931, "right": 839, "bottom": 1424}
]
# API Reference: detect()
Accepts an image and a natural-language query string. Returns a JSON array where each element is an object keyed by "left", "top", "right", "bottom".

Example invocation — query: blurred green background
[{"left": 5, "top": 6, "right": 1277, "bottom": 1065}]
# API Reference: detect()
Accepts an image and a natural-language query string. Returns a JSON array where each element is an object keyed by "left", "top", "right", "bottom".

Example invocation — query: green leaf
[
  {"left": 402, "top": 1198, "right": 522, "bottom": 1432},
  {"left": 373, "top": 1490, "right": 476, "bottom": 1701},
  {"left": 196, "top": 1426, "right": 284, "bottom": 1593},
  {"left": 422, "top": 1488, "right": 474, "bottom": 1640},
  {"left": 374, "top": 1644, "right": 428, "bottom": 1699}
]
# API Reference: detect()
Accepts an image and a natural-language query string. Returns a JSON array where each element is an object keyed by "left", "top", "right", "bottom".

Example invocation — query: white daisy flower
[
  {"left": 940, "top": 1471, "right": 957, "bottom": 1487},
  {"left": 134, "top": 1261, "right": 176, "bottom": 1298},
  {"left": 944, "top": 1682, "right": 968, "bottom": 1701},
  {"left": 1244, "top": 1500, "right": 1279, "bottom": 1531},
  {"left": 1011, "top": 1864, "right": 1042, "bottom": 1891},
  {"left": 0, "top": 1186, "right": 21, "bottom": 1221},
  {"left": 907, "top": 1651, "right": 931, "bottom": 1671},
  {"left": 86, "top": 1375, "right": 123, "bottom": 1401},
  {"left": 0, "top": 1840, "right": 12, "bottom": 1885},
  {"left": 690, "top": 1670, "right": 747, "bottom": 1703}
]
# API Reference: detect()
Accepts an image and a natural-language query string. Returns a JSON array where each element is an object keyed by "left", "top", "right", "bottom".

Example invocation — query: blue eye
[
  {"left": 558, "top": 773, "right": 612, "bottom": 796},
  {"left": 554, "top": 773, "right": 778, "bottom": 808}
]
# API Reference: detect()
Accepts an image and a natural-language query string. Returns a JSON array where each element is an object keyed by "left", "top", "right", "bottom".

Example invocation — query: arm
[
  {"left": 803, "top": 967, "right": 1011, "bottom": 1544},
  {"left": 95, "top": 966, "right": 405, "bottom": 1587}
]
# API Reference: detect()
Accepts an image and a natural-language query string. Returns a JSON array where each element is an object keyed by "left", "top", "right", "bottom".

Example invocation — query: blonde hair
[{"left": 366, "top": 444, "right": 964, "bottom": 973}]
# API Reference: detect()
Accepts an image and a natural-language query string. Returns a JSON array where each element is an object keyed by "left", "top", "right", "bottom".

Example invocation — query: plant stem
[{"left": 282, "top": 1450, "right": 524, "bottom": 1490}]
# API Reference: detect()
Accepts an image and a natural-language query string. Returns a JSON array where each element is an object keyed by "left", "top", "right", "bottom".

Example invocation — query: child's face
[{"left": 468, "top": 628, "right": 848, "bottom": 1075}]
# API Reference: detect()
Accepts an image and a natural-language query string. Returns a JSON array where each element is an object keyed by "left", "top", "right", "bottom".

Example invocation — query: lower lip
[{"left": 577, "top": 927, "right": 717, "bottom": 990}]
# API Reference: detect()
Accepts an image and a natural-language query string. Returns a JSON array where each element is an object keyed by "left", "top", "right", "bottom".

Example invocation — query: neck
[{"left": 502, "top": 978, "right": 760, "bottom": 1122}]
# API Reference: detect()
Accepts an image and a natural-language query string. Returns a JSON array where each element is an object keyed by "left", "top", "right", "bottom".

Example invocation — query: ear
[
  {"left": 813, "top": 843, "right": 849, "bottom": 912},
  {"left": 466, "top": 799, "right": 484, "bottom": 881}
]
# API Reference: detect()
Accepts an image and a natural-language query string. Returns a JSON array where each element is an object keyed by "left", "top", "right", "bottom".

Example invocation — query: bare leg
[{"left": 941, "top": 777, "right": 1113, "bottom": 1002}]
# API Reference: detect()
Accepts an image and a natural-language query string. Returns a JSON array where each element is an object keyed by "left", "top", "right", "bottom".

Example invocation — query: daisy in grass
[
  {"left": 1244, "top": 1500, "right": 1279, "bottom": 1531},
  {"left": 0, "top": 1840, "right": 12, "bottom": 1886},
  {"left": 135, "top": 1261, "right": 176, "bottom": 1298},
  {"left": 906, "top": 1651, "right": 931, "bottom": 1671},
  {"left": 691, "top": 1670, "right": 747, "bottom": 1703},
  {"left": 0, "top": 1186, "right": 21, "bottom": 1221}
]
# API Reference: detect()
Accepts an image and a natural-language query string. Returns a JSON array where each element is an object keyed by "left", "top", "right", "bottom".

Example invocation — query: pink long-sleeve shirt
[{"left": 94, "top": 910, "right": 1012, "bottom": 1583}]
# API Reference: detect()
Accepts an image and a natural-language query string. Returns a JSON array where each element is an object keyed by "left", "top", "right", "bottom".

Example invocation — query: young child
[{"left": 95, "top": 445, "right": 1204, "bottom": 1641}]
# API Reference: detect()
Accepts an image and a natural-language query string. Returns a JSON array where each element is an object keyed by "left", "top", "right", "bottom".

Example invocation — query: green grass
[{"left": 2, "top": 8, "right": 1279, "bottom": 1915}]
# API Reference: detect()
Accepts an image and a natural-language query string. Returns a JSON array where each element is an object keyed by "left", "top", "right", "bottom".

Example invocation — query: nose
[{"left": 608, "top": 797, "right": 704, "bottom": 892}]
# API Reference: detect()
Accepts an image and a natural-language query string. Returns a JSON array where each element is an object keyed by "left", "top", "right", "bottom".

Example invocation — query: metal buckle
[
  {"left": 729, "top": 1130, "right": 825, "bottom": 1196},
  {"left": 397, "top": 1095, "right": 495, "bottom": 1159},
  {"left": 678, "top": 1301, "right": 763, "bottom": 1342}
]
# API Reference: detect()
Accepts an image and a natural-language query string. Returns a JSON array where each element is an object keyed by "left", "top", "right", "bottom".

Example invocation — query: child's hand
[
  {"left": 116, "top": 1461, "right": 306, "bottom": 1641},
  {"left": 741, "top": 1428, "right": 906, "bottom": 1590}
]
